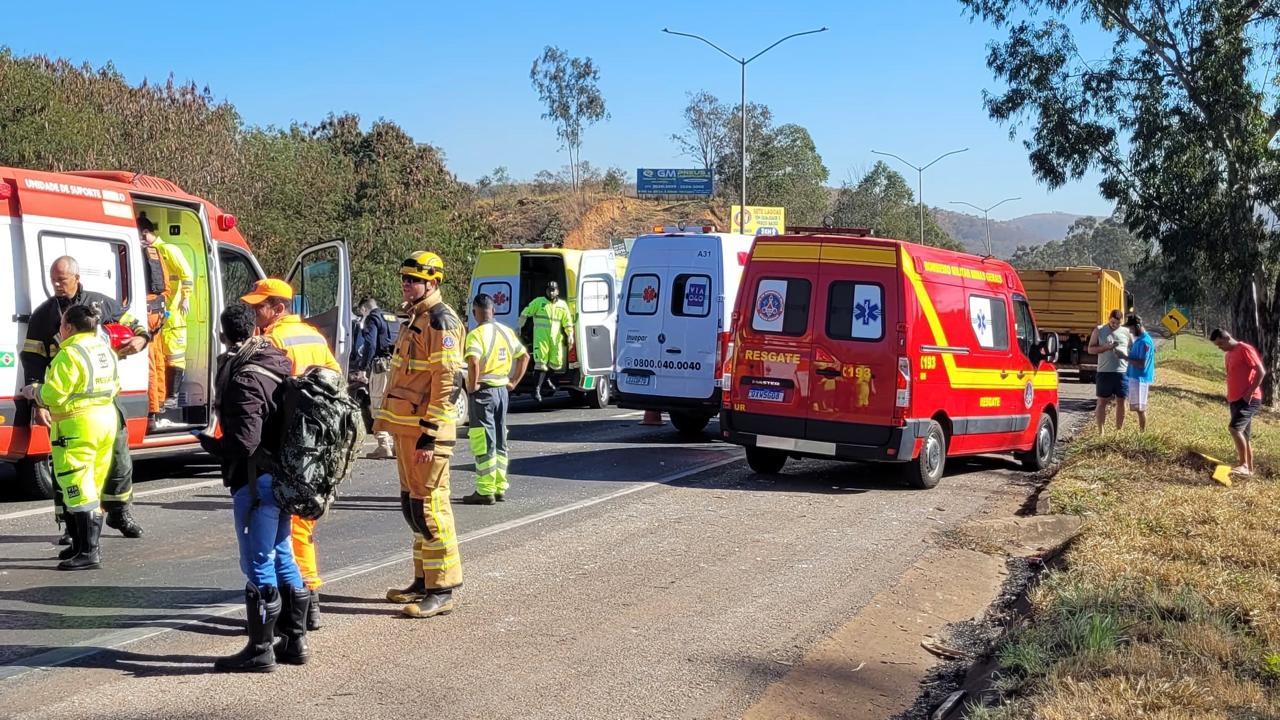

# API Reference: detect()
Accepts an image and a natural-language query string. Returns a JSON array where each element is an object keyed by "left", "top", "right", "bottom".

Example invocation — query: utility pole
[
  {"left": 664, "top": 27, "right": 828, "bottom": 232},
  {"left": 871, "top": 148, "right": 968, "bottom": 244},
  {"left": 950, "top": 197, "right": 1021, "bottom": 255}
]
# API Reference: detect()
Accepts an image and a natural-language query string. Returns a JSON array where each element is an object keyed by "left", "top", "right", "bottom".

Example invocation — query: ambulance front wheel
[
  {"left": 902, "top": 421, "right": 946, "bottom": 489},
  {"left": 1019, "top": 413, "right": 1056, "bottom": 472},
  {"left": 16, "top": 456, "right": 55, "bottom": 500},
  {"left": 745, "top": 446, "right": 787, "bottom": 475}
]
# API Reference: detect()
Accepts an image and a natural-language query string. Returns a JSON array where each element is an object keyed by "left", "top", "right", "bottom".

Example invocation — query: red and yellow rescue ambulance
[
  {"left": 720, "top": 227, "right": 1060, "bottom": 488},
  {"left": 0, "top": 167, "right": 352, "bottom": 498}
]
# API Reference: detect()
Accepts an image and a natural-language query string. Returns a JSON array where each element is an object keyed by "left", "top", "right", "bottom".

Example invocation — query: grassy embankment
[{"left": 970, "top": 336, "right": 1280, "bottom": 719}]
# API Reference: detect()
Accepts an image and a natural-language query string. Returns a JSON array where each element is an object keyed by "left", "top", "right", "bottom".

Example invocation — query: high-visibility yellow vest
[
  {"left": 464, "top": 321, "right": 526, "bottom": 387},
  {"left": 37, "top": 331, "right": 120, "bottom": 420}
]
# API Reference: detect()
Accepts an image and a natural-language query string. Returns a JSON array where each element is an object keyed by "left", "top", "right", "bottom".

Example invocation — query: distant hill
[{"left": 933, "top": 208, "right": 1091, "bottom": 257}]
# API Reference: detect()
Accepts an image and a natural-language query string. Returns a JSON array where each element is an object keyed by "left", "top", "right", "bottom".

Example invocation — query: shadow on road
[
  {"left": 3, "top": 644, "right": 223, "bottom": 677},
  {"left": 452, "top": 446, "right": 733, "bottom": 483}
]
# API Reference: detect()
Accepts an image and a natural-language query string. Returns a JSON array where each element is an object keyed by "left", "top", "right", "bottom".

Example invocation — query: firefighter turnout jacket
[
  {"left": 373, "top": 290, "right": 464, "bottom": 451},
  {"left": 20, "top": 289, "right": 146, "bottom": 386}
]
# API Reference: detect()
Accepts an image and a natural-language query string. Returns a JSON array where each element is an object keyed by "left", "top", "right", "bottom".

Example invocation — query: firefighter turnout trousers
[
  {"left": 468, "top": 386, "right": 509, "bottom": 497},
  {"left": 395, "top": 437, "right": 462, "bottom": 589},
  {"left": 99, "top": 403, "right": 134, "bottom": 511}
]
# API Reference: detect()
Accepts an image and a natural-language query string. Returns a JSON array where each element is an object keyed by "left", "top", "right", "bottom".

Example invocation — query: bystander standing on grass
[
  {"left": 1121, "top": 314, "right": 1155, "bottom": 432},
  {"left": 1209, "top": 328, "right": 1267, "bottom": 476}
]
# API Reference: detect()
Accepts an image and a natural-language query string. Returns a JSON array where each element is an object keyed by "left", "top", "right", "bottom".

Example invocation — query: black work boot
[
  {"left": 57, "top": 512, "right": 102, "bottom": 571},
  {"left": 55, "top": 508, "right": 72, "bottom": 546},
  {"left": 495, "top": 492, "right": 506, "bottom": 502},
  {"left": 57, "top": 514, "right": 81, "bottom": 560},
  {"left": 401, "top": 589, "right": 456, "bottom": 619},
  {"left": 306, "top": 588, "right": 322, "bottom": 631},
  {"left": 106, "top": 507, "right": 144, "bottom": 538},
  {"left": 274, "top": 584, "right": 311, "bottom": 665},
  {"left": 461, "top": 492, "right": 495, "bottom": 506},
  {"left": 215, "top": 584, "right": 280, "bottom": 673},
  {"left": 386, "top": 578, "right": 427, "bottom": 604}
]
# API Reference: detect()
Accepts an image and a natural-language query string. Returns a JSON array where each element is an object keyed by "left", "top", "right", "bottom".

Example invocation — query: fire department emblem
[
  {"left": 443, "top": 336, "right": 456, "bottom": 349},
  {"left": 1023, "top": 380, "right": 1034, "bottom": 409},
  {"left": 756, "top": 290, "right": 784, "bottom": 322}
]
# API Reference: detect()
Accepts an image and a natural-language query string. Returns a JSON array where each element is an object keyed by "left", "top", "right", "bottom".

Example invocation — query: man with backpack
[
  {"left": 375, "top": 251, "right": 465, "bottom": 618},
  {"left": 240, "top": 277, "right": 342, "bottom": 631},
  {"left": 201, "top": 304, "right": 311, "bottom": 672}
]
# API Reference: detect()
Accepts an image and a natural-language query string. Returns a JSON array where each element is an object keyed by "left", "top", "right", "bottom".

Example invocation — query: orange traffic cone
[{"left": 639, "top": 410, "right": 664, "bottom": 426}]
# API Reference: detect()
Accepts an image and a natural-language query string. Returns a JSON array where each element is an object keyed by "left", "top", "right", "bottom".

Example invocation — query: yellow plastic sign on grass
[
  {"left": 1197, "top": 451, "right": 1233, "bottom": 487},
  {"left": 1162, "top": 307, "right": 1189, "bottom": 335}
]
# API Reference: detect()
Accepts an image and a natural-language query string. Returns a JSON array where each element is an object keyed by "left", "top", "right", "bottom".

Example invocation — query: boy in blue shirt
[{"left": 1123, "top": 315, "right": 1156, "bottom": 432}]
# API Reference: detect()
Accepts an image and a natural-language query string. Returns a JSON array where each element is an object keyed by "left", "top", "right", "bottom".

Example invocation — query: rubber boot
[
  {"left": 57, "top": 521, "right": 81, "bottom": 560},
  {"left": 55, "top": 505, "right": 72, "bottom": 546},
  {"left": 106, "top": 506, "right": 145, "bottom": 538},
  {"left": 461, "top": 492, "right": 495, "bottom": 505},
  {"left": 386, "top": 578, "right": 427, "bottom": 604},
  {"left": 274, "top": 584, "right": 311, "bottom": 665},
  {"left": 401, "top": 589, "right": 456, "bottom": 619},
  {"left": 215, "top": 584, "right": 279, "bottom": 673},
  {"left": 306, "top": 588, "right": 323, "bottom": 631},
  {"left": 534, "top": 371, "right": 546, "bottom": 403},
  {"left": 57, "top": 512, "right": 102, "bottom": 571}
]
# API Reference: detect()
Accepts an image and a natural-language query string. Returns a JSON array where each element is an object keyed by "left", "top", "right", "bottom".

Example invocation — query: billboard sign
[
  {"left": 731, "top": 205, "right": 786, "bottom": 235},
  {"left": 637, "top": 168, "right": 713, "bottom": 197}
]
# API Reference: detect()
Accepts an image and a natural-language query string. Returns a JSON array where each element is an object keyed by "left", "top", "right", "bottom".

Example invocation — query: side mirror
[{"left": 1039, "top": 331, "right": 1060, "bottom": 364}]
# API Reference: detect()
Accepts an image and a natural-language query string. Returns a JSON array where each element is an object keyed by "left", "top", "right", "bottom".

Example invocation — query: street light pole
[
  {"left": 664, "top": 27, "right": 829, "bottom": 233},
  {"left": 950, "top": 197, "right": 1021, "bottom": 256},
  {"left": 871, "top": 148, "right": 968, "bottom": 244}
]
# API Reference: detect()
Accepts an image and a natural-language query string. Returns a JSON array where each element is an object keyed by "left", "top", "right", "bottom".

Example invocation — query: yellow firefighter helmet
[{"left": 401, "top": 251, "right": 445, "bottom": 282}]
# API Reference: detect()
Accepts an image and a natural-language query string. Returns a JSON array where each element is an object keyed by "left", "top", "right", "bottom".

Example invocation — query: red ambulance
[
  {"left": 720, "top": 227, "right": 1060, "bottom": 488},
  {"left": 0, "top": 167, "right": 352, "bottom": 498}
]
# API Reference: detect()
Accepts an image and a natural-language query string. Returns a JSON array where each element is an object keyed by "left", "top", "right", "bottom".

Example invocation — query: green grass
[{"left": 969, "top": 336, "right": 1280, "bottom": 719}]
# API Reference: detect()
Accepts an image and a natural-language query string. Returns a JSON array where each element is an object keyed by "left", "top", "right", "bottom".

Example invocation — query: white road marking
[
  {"left": 0, "top": 452, "right": 741, "bottom": 681},
  {"left": 0, "top": 480, "right": 225, "bottom": 520}
]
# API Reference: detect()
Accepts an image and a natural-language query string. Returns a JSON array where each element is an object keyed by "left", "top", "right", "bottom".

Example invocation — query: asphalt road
[{"left": 0, "top": 382, "right": 1095, "bottom": 719}]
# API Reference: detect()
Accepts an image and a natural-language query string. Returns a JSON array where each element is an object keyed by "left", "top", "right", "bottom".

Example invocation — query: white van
[{"left": 614, "top": 229, "right": 755, "bottom": 435}]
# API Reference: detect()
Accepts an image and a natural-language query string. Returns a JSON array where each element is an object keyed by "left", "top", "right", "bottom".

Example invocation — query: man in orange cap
[{"left": 240, "top": 278, "right": 340, "bottom": 631}]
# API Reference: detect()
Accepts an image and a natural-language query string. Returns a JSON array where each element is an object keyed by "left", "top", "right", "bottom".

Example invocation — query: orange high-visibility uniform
[
  {"left": 264, "top": 314, "right": 341, "bottom": 591},
  {"left": 373, "top": 290, "right": 464, "bottom": 591}
]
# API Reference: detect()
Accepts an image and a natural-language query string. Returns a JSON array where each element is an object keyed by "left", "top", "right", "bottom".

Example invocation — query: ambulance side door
[{"left": 286, "top": 240, "right": 352, "bottom": 375}]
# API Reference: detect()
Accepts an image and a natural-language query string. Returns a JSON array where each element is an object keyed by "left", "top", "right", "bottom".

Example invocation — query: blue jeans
[{"left": 232, "top": 473, "right": 303, "bottom": 589}]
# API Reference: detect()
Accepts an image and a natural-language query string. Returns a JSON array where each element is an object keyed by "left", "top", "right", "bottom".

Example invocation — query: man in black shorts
[{"left": 1087, "top": 309, "right": 1132, "bottom": 434}]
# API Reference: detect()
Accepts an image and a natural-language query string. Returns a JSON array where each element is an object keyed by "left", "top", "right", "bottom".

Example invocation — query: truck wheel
[
  {"left": 901, "top": 421, "right": 946, "bottom": 489},
  {"left": 17, "top": 457, "right": 55, "bottom": 500},
  {"left": 669, "top": 411, "right": 712, "bottom": 438},
  {"left": 745, "top": 446, "right": 787, "bottom": 475},
  {"left": 587, "top": 378, "right": 610, "bottom": 409},
  {"left": 1019, "top": 413, "right": 1057, "bottom": 471},
  {"left": 454, "top": 398, "right": 469, "bottom": 427}
]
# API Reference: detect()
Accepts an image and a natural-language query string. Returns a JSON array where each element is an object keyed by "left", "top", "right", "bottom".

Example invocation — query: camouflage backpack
[{"left": 273, "top": 365, "right": 364, "bottom": 520}]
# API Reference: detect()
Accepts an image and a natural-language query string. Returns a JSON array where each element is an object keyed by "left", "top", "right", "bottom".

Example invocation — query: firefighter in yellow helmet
[
  {"left": 374, "top": 251, "right": 464, "bottom": 618},
  {"left": 19, "top": 304, "right": 120, "bottom": 571}
]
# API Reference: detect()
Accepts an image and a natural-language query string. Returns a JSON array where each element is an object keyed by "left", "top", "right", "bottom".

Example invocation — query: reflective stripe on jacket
[
  {"left": 464, "top": 321, "right": 526, "bottom": 387},
  {"left": 265, "top": 315, "right": 341, "bottom": 376},
  {"left": 373, "top": 290, "right": 463, "bottom": 449},
  {"left": 36, "top": 331, "right": 120, "bottom": 420}
]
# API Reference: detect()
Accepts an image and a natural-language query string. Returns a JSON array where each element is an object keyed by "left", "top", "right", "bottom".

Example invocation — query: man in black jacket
[
  {"left": 349, "top": 297, "right": 395, "bottom": 458},
  {"left": 200, "top": 304, "right": 312, "bottom": 673},
  {"left": 20, "top": 256, "right": 148, "bottom": 540}
]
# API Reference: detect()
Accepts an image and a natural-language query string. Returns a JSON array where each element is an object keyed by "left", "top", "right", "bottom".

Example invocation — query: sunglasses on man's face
[{"left": 401, "top": 276, "right": 426, "bottom": 286}]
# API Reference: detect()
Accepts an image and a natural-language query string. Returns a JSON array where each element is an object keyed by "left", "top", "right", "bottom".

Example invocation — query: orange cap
[{"left": 240, "top": 278, "right": 294, "bottom": 305}]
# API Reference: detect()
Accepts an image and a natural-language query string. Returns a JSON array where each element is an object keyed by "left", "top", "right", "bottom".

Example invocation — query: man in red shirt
[{"left": 1210, "top": 328, "right": 1267, "bottom": 475}]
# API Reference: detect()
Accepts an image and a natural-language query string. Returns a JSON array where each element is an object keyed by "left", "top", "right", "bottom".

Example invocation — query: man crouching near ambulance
[{"left": 375, "top": 251, "right": 465, "bottom": 618}]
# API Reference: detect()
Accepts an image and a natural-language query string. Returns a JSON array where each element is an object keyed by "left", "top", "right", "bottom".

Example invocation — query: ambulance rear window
[
  {"left": 968, "top": 294, "right": 1010, "bottom": 351},
  {"left": 750, "top": 277, "right": 810, "bottom": 336},
  {"left": 672, "top": 274, "right": 711, "bottom": 318},
  {"left": 826, "top": 282, "right": 885, "bottom": 342},
  {"left": 626, "top": 274, "right": 660, "bottom": 316}
]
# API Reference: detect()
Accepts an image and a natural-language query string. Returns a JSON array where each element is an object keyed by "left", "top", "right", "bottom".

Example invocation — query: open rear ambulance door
[
  {"left": 577, "top": 250, "right": 618, "bottom": 376},
  {"left": 286, "top": 240, "right": 352, "bottom": 375}
]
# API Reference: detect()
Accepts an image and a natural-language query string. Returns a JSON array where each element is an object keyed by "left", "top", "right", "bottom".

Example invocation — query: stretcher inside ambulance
[{"left": 0, "top": 168, "right": 351, "bottom": 499}]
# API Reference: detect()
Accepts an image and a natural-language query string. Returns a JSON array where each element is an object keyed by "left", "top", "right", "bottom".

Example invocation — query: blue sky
[{"left": 3, "top": 0, "right": 1112, "bottom": 220}]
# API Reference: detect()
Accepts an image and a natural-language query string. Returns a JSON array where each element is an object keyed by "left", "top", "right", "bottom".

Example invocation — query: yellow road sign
[{"left": 1162, "top": 307, "right": 1189, "bottom": 335}]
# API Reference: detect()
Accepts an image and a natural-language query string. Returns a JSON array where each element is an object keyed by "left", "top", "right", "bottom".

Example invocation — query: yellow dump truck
[{"left": 1019, "top": 267, "right": 1132, "bottom": 382}]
